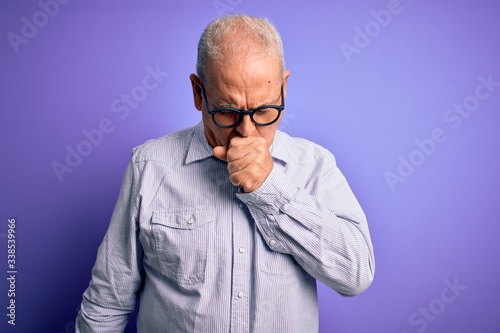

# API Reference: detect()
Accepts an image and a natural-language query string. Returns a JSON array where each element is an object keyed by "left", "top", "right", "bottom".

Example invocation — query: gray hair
[{"left": 196, "top": 14, "right": 285, "bottom": 84}]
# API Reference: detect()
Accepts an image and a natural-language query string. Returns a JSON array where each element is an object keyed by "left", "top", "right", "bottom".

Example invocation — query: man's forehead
[
  {"left": 203, "top": 53, "right": 282, "bottom": 105},
  {"left": 206, "top": 59, "right": 280, "bottom": 87},
  {"left": 209, "top": 84, "right": 281, "bottom": 107}
]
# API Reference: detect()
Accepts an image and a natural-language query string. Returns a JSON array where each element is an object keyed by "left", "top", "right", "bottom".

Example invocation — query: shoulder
[
  {"left": 274, "top": 130, "right": 336, "bottom": 165},
  {"left": 130, "top": 125, "right": 197, "bottom": 165}
]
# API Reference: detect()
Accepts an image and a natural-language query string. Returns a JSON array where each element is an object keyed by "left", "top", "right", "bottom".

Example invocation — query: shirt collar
[
  {"left": 185, "top": 122, "right": 214, "bottom": 164},
  {"left": 184, "top": 122, "right": 289, "bottom": 166},
  {"left": 269, "top": 130, "right": 289, "bottom": 166}
]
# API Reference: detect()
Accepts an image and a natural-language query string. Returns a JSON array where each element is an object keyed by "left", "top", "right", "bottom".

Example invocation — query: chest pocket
[{"left": 150, "top": 207, "right": 215, "bottom": 284}]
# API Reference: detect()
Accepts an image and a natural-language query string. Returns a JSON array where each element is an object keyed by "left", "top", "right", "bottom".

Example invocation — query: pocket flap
[{"left": 151, "top": 207, "right": 215, "bottom": 230}]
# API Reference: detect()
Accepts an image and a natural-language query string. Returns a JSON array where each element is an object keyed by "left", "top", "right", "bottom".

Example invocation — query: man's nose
[{"left": 235, "top": 114, "right": 257, "bottom": 137}]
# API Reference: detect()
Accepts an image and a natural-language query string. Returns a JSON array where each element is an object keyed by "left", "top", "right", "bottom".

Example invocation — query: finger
[
  {"left": 226, "top": 145, "right": 250, "bottom": 162},
  {"left": 229, "top": 166, "right": 260, "bottom": 192},
  {"left": 227, "top": 158, "right": 250, "bottom": 174},
  {"left": 228, "top": 168, "right": 249, "bottom": 188},
  {"left": 227, "top": 136, "right": 266, "bottom": 160},
  {"left": 228, "top": 135, "right": 256, "bottom": 148},
  {"left": 213, "top": 146, "right": 228, "bottom": 161}
]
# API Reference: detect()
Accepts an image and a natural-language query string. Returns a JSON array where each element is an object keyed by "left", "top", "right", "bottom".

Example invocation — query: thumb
[{"left": 213, "top": 146, "right": 228, "bottom": 161}]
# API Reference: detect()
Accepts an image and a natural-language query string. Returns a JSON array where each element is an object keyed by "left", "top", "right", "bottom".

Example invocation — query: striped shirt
[{"left": 76, "top": 122, "right": 375, "bottom": 333}]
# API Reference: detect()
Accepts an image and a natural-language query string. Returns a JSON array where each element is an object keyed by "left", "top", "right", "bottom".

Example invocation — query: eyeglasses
[{"left": 201, "top": 84, "right": 285, "bottom": 128}]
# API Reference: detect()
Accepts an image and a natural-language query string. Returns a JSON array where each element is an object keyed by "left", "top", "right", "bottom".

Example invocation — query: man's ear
[
  {"left": 282, "top": 69, "right": 291, "bottom": 100},
  {"left": 190, "top": 74, "right": 203, "bottom": 111}
]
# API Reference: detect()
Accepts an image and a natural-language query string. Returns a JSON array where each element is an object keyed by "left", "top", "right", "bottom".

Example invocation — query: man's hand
[{"left": 213, "top": 136, "right": 273, "bottom": 193}]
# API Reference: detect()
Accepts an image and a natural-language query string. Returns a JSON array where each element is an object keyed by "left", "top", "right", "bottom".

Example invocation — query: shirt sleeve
[
  {"left": 76, "top": 159, "right": 144, "bottom": 333},
  {"left": 236, "top": 151, "right": 375, "bottom": 296}
]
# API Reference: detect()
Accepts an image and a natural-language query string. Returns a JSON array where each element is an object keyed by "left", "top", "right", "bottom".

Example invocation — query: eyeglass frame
[{"left": 200, "top": 83, "right": 285, "bottom": 128}]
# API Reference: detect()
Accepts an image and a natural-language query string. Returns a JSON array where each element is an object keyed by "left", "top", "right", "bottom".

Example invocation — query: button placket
[{"left": 230, "top": 199, "right": 252, "bottom": 332}]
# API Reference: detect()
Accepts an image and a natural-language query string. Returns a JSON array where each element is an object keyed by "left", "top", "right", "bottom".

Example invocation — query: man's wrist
[{"left": 236, "top": 165, "right": 297, "bottom": 209}]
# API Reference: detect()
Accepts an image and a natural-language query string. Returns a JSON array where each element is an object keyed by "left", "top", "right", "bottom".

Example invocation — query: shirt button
[
  {"left": 187, "top": 218, "right": 195, "bottom": 224},
  {"left": 237, "top": 291, "right": 244, "bottom": 298},
  {"left": 247, "top": 201, "right": 254, "bottom": 206},
  {"left": 267, "top": 215, "right": 275, "bottom": 221},
  {"left": 239, "top": 247, "right": 245, "bottom": 254},
  {"left": 239, "top": 202, "right": 244, "bottom": 209},
  {"left": 269, "top": 239, "right": 277, "bottom": 246}
]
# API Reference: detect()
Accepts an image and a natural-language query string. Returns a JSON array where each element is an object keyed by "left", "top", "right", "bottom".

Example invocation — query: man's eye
[
  {"left": 219, "top": 110, "right": 235, "bottom": 116},
  {"left": 257, "top": 108, "right": 272, "bottom": 114}
]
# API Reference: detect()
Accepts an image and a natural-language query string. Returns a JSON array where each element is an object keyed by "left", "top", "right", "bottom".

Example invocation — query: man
[{"left": 76, "top": 14, "right": 375, "bottom": 333}]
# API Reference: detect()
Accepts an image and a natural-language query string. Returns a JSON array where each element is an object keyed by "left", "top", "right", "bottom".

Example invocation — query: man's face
[{"left": 190, "top": 55, "right": 290, "bottom": 150}]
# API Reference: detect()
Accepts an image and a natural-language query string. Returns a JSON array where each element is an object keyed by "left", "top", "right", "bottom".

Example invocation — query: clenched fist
[{"left": 213, "top": 136, "right": 274, "bottom": 193}]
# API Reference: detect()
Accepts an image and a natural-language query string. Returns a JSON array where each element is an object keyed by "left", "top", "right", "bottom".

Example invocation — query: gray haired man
[{"left": 76, "top": 14, "right": 375, "bottom": 333}]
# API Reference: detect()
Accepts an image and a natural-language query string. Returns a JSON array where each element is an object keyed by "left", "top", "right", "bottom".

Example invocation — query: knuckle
[{"left": 227, "top": 163, "right": 236, "bottom": 174}]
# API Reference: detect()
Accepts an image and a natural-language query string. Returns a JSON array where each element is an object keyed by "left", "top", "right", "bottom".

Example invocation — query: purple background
[{"left": 1, "top": 0, "right": 499, "bottom": 332}]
